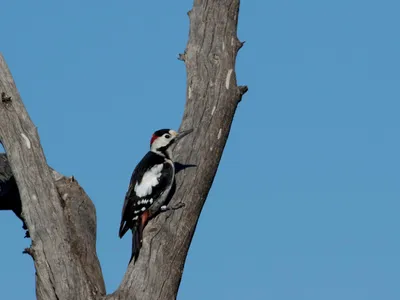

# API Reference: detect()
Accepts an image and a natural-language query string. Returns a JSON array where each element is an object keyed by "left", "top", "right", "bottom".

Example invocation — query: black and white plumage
[{"left": 119, "top": 128, "right": 192, "bottom": 263}]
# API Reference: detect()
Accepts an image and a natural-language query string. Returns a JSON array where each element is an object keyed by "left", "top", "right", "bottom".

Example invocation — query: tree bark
[
  {"left": 0, "top": 0, "right": 246, "bottom": 299},
  {"left": 0, "top": 57, "right": 106, "bottom": 300}
]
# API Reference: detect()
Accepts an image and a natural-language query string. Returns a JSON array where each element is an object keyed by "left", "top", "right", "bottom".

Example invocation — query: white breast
[{"left": 134, "top": 164, "right": 164, "bottom": 197}]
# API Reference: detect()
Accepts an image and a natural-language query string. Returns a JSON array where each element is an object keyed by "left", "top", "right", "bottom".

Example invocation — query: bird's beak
[{"left": 175, "top": 129, "right": 193, "bottom": 142}]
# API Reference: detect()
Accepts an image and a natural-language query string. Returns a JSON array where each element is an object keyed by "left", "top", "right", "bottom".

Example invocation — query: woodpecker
[{"left": 119, "top": 128, "right": 193, "bottom": 263}]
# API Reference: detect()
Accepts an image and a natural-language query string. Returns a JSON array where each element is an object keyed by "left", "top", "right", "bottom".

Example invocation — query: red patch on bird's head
[
  {"left": 150, "top": 134, "right": 158, "bottom": 145},
  {"left": 150, "top": 129, "right": 170, "bottom": 146}
]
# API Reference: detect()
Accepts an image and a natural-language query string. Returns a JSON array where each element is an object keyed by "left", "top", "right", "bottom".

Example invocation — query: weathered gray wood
[
  {"left": 0, "top": 0, "right": 246, "bottom": 299},
  {"left": 107, "top": 1, "right": 247, "bottom": 299},
  {"left": 0, "top": 56, "right": 105, "bottom": 300}
]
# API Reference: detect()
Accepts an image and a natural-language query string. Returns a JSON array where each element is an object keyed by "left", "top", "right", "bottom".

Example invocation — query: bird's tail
[
  {"left": 129, "top": 211, "right": 150, "bottom": 264},
  {"left": 129, "top": 225, "right": 142, "bottom": 263}
]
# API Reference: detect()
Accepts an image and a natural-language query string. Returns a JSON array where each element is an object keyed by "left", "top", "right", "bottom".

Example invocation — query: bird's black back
[{"left": 119, "top": 151, "right": 174, "bottom": 238}]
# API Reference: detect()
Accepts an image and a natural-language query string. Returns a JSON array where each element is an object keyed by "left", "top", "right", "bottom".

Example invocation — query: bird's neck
[{"left": 151, "top": 147, "right": 172, "bottom": 160}]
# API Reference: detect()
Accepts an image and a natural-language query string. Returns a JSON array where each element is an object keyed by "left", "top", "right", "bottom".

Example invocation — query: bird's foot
[{"left": 160, "top": 202, "right": 186, "bottom": 212}]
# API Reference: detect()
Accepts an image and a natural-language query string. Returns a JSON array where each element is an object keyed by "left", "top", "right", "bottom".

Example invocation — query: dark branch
[
  {"left": 23, "top": 247, "right": 34, "bottom": 258},
  {"left": 0, "top": 153, "right": 27, "bottom": 231}
]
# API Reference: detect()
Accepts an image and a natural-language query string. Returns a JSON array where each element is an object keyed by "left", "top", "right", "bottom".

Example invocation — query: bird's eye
[{"left": 165, "top": 134, "right": 171, "bottom": 139}]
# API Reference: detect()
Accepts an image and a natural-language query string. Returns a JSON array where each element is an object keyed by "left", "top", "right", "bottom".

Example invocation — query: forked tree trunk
[{"left": 0, "top": 1, "right": 247, "bottom": 299}]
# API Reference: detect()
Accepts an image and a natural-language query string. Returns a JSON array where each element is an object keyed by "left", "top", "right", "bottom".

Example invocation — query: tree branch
[
  {"left": 0, "top": 55, "right": 105, "bottom": 300},
  {"left": 108, "top": 1, "right": 247, "bottom": 299},
  {"left": 0, "top": 0, "right": 246, "bottom": 299}
]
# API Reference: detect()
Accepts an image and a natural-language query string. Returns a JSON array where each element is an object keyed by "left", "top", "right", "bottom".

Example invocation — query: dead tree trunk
[{"left": 0, "top": 1, "right": 247, "bottom": 299}]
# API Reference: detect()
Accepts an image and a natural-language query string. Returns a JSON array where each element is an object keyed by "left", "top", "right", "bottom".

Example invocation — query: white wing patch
[
  {"left": 134, "top": 164, "right": 164, "bottom": 197},
  {"left": 137, "top": 199, "right": 153, "bottom": 205}
]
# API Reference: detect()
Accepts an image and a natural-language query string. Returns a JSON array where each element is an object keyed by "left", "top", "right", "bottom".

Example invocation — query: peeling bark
[{"left": 0, "top": 0, "right": 246, "bottom": 299}]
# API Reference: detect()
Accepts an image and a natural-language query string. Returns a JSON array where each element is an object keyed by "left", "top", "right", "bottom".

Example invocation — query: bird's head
[{"left": 150, "top": 128, "right": 193, "bottom": 158}]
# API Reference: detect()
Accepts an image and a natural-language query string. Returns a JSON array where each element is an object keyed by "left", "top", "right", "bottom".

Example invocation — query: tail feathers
[
  {"left": 119, "top": 221, "right": 130, "bottom": 238},
  {"left": 128, "top": 211, "right": 149, "bottom": 264},
  {"left": 129, "top": 225, "right": 142, "bottom": 264}
]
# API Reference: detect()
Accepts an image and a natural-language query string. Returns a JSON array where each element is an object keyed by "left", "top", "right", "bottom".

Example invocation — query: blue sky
[{"left": 1, "top": 1, "right": 400, "bottom": 299}]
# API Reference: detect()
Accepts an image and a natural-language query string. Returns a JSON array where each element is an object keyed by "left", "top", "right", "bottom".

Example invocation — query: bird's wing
[{"left": 119, "top": 152, "right": 174, "bottom": 238}]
